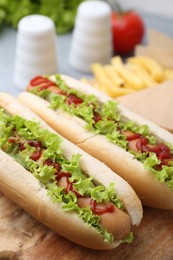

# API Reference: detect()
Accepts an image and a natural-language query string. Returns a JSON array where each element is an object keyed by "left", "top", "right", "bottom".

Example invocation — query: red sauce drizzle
[
  {"left": 8, "top": 135, "right": 114, "bottom": 215},
  {"left": 28, "top": 140, "right": 42, "bottom": 148},
  {"left": 19, "top": 142, "right": 26, "bottom": 151},
  {"left": 8, "top": 138, "right": 26, "bottom": 151},
  {"left": 56, "top": 171, "right": 72, "bottom": 182},
  {"left": 67, "top": 93, "right": 83, "bottom": 106},
  {"left": 93, "top": 111, "right": 102, "bottom": 123},
  {"left": 135, "top": 137, "right": 172, "bottom": 160},
  {"left": 30, "top": 76, "right": 56, "bottom": 90},
  {"left": 44, "top": 158, "right": 61, "bottom": 173},
  {"left": 149, "top": 143, "right": 171, "bottom": 160},
  {"left": 56, "top": 172, "right": 83, "bottom": 198},
  {"left": 136, "top": 136, "right": 149, "bottom": 153},
  {"left": 8, "top": 137, "right": 18, "bottom": 143},
  {"left": 28, "top": 140, "right": 42, "bottom": 161},
  {"left": 126, "top": 133, "right": 141, "bottom": 141},
  {"left": 66, "top": 178, "right": 73, "bottom": 193},
  {"left": 90, "top": 199, "right": 115, "bottom": 215},
  {"left": 30, "top": 147, "right": 42, "bottom": 161}
]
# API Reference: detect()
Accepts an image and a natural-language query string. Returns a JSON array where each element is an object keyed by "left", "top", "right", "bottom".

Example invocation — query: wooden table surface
[{"left": 1, "top": 191, "right": 173, "bottom": 260}]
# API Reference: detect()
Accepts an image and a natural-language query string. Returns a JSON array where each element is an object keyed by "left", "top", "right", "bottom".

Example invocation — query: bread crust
[
  {"left": 18, "top": 76, "right": 173, "bottom": 209},
  {"left": 16, "top": 92, "right": 96, "bottom": 143},
  {"left": 78, "top": 135, "right": 173, "bottom": 209},
  {"left": 0, "top": 93, "right": 143, "bottom": 249},
  {"left": 0, "top": 150, "right": 118, "bottom": 250}
]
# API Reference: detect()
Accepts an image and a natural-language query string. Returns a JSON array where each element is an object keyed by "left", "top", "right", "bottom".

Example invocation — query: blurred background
[
  {"left": 120, "top": 0, "right": 173, "bottom": 18},
  {"left": 0, "top": 0, "right": 173, "bottom": 98}
]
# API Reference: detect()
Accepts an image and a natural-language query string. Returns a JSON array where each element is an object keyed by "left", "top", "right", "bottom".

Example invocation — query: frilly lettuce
[
  {"left": 122, "top": 232, "right": 134, "bottom": 244},
  {"left": 121, "top": 120, "right": 156, "bottom": 144},
  {"left": 101, "top": 100, "right": 120, "bottom": 121},
  {"left": 28, "top": 75, "right": 173, "bottom": 190},
  {"left": 0, "top": 108, "right": 127, "bottom": 243},
  {"left": 55, "top": 76, "right": 173, "bottom": 190},
  {"left": 143, "top": 153, "right": 173, "bottom": 189}
]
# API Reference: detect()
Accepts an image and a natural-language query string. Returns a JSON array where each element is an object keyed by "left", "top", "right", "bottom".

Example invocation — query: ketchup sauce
[
  {"left": 19, "top": 142, "right": 26, "bottom": 151},
  {"left": 8, "top": 137, "right": 18, "bottom": 143},
  {"left": 90, "top": 199, "right": 115, "bottom": 215},
  {"left": 27, "top": 140, "right": 42, "bottom": 161},
  {"left": 30, "top": 76, "right": 56, "bottom": 90},
  {"left": 126, "top": 133, "right": 141, "bottom": 141},
  {"left": 136, "top": 136, "right": 149, "bottom": 153},
  {"left": 30, "top": 147, "right": 42, "bottom": 161},
  {"left": 125, "top": 129, "right": 172, "bottom": 166},
  {"left": 7, "top": 133, "right": 115, "bottom": 217},
  {"left": 56, "top": 171, "right": 72, "bottom": 182},
  {"left": 27, "top": 140, "right": 42, "bottom": 148},
  {"left": 93, "top": 111, "right": 102, "bottom": 123},
  {"left": 152, "top": 144, "right": 171, "bottom": 160},
  {"left": 67, "top": 93, "right": 83, "bottom": 106},
  {"left": 56, "top": 172, "right": 83, "bottom": 198},
  {"left": 44, "top": 158, "right": 61, "bottom": 172}
]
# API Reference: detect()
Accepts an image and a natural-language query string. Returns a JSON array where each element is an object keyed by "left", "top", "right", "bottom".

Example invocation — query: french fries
[
  {"left": 90, "top": 62, "right": 134, "bottom": 97},
  {"left": 163, "top": 68, "right": 173, "bottom": 81},
  {"left": 127, "top": 56, "right": 163, "bottom": 82},
  {"left": 125, "top": 63, "right": 157, "bottom": 88},
  {"left": 81, "top": 55, "right": 173, "bottom": 98},
  {"left": 111, "top": 57, "right": 145, "bottom": 90},
  {"left": 104, "top": 65, "right": 125, "bottom": 88}
]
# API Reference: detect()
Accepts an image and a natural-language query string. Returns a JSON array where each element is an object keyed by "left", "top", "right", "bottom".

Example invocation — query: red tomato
[{"left": 111, "top": 11, "right": 145, "bottom": 54}]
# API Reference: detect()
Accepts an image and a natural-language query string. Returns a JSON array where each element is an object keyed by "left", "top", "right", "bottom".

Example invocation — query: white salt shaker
[
  {"left": 69, "top": 0, "right": 112, "bottom": 73},
  {"left": 13, "top": 15, "right": 58, "bottom": 90}
]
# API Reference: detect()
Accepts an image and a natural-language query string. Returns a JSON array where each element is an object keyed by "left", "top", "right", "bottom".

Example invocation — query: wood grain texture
[{"left": 0, "top": 191, "right": 173, "bottom": 260}]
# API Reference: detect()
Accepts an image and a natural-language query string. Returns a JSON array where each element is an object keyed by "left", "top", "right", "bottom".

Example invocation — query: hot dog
[
  {"left": 0, "top": 93, "right": 142, "bottom": 250},
  {"left": 18, "top": 74, "right": 173, "bottom": 209}
]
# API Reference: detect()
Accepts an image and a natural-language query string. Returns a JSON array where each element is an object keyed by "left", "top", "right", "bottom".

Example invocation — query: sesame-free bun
[
  {"left": 0, "top": 93, "right": 143, "bottom": 249},
  {"left": 17, "top": 75, "right": 173, "bottom": 209}
]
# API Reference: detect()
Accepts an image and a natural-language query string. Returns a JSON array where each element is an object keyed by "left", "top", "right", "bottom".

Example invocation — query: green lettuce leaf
[
  {"left": 94, "top": 119, "right": 115, "bottom": 135},
  {"left": 106, "top": 128, "right": 127, "bottom": 149},
  {"left": 143, "top": 152, "right": 160, "bottom": 169},
  {"left": 0, "top": 108, "right": 128, "bottom": 243},
  {"left": 143, "top": 152, "right": 173, "bottom": 189},
  {"left": 122, "top": 232, "right": 134, "bottom": 244},
  {"left": 28, "top": 75, "right": 173, "bottom": 190},
  {"left": 73, "top": 178, "right": 94, "bottom": 196},
  {"left": 101, "top": 100, "right": 120, "bottom": 121},
  {"left": 122, "top": 120, "right": 156, "bottom": 144},
  {"left": 47, "top": 182, "right": 64, "bottom": 203}
]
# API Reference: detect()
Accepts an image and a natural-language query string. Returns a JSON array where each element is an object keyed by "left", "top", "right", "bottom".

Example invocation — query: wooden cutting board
[
  {"left": 1, "top": 84, "right": 173, "bottom": 260},
  {"left": 1, "top": 190, "right": 173, "bottom": 260}
]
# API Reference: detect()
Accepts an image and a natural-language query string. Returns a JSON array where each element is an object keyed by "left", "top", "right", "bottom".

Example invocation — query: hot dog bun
[
  {"left": 18, "top": 75, "right": 173, "bottom": 209},
  {"left": 0, "top": 93, "right": 142, "bottom": 250}
]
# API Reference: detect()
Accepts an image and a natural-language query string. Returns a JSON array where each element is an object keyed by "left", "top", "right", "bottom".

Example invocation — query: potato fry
[
  {"left": 100, "top": 83, "right": 135, "bottom": 98},
  {"left": 90, "top": 62, "right": 135, "bottom": 97},
  {"left": 111, "top": 56, "right": 123, "bottom": 65},
  {"left": 126, "top": 63, "right": 157, "bottom": 87},
  {"left": 91, "top": 63, "right": 112, "bottom": 85},
  {"left": 127, "top": 56, "right": 163, "bottom": 82},
  {"left": 82, "top": 54, "right": 171, "bottom": 99},
  {"left": 111, "top": 59, "right": 145, "bottom": 90},
  {"left": 163, "top": 68, "right": 173, "bottom": 81},
  {"left": 103, "top": 65, "right": 125, "bottom": 87}
]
